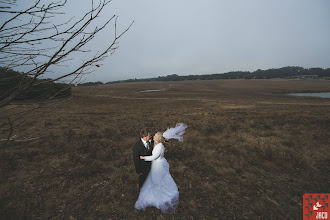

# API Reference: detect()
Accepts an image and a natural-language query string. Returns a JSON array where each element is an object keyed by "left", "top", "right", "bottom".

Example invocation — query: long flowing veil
[{"left": 162, "top": 123, "right": 187, "bottom": 142}]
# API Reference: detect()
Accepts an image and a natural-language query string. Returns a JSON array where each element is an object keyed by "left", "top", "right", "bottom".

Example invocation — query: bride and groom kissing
[{"left": 132, "top": 123, "right": 187, "bottom": 214}]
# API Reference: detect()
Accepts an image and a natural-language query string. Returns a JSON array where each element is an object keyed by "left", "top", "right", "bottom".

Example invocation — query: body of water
[
  {"left": 287, "top": 92, "right": 330, "bottom": 98},
  {"left": 140, "top": 90, "right": 161, "bottom": 93}
]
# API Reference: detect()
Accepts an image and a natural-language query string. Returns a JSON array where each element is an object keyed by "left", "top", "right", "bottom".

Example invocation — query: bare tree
[{"left": 0, "top": 0, "right": 133, "bottom": 142}]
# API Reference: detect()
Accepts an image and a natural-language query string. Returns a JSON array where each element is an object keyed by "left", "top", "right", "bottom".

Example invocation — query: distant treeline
[
  {"left": 77, "top": 81, "right": 104, "bottom": 86},
  {"left": 104, "top": 66, "right": 330, "bottom": 84},
  {"left": 0, "top": 67, "right": 71, "bottom": 101}
]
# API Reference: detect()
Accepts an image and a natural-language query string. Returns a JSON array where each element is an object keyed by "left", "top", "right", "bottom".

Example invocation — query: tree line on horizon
[
  {"left": 0, "top": 67, "right": 71, "bottom": 101},
  {"left": 2, "top": 66, "right": 329, "bottom": 90},
  {"left": 78, "top": 66, "right": 330, "bottom": 86}
]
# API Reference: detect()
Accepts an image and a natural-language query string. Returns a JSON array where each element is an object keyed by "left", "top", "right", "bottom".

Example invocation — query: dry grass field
[{"left": 1, "top": 79, "right": 329, "bottom": 219}]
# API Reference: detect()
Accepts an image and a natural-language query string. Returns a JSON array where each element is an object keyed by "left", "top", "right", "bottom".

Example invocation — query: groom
[{"left": 133, "top": 129, "right": 154, "bottom": 188}]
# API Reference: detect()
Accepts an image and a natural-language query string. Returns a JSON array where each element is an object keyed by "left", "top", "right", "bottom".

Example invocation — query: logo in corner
[{"left": 303, "top": 193, "right": 329, "bottom": 220}]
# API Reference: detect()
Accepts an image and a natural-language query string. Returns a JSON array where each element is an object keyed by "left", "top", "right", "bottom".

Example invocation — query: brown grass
[{"left": 1, "top": 79, "right": 329, "bottom": 219}]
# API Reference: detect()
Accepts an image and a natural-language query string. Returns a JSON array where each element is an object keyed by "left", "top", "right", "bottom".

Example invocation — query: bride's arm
[{"left": 140, "top": 145, "right": 163, "bottom": 161}]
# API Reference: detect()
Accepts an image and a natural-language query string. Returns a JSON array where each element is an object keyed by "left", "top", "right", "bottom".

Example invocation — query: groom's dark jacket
[{"left": 133, "top": 139, "right": 154, "bottom": 175}]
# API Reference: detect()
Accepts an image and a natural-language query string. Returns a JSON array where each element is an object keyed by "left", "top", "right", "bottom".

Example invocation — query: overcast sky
[{"left": 4, "top": 0, "right": 330, "bottom": 82}]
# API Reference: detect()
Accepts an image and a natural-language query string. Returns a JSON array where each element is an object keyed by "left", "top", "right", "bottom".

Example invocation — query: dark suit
[{"left": 133, "top": 139, "right": 153, "bottom": 188}]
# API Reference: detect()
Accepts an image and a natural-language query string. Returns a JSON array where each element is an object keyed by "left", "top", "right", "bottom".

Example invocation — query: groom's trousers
[{"left": 139, "top": 172, "right": 148, "bottom": 188}]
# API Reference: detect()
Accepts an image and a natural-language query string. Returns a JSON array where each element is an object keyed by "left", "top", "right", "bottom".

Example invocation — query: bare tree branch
[{"left": 0, "top": 0, "right": 133, "bottom": 140}]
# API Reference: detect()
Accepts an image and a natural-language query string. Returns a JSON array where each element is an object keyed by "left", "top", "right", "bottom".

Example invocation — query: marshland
[{"left": 1, "top": 79, "right": 329, "bottom": 219}]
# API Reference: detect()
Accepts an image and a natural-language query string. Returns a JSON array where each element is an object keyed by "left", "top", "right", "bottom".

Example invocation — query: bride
[{"left": 135, "top": 123, "right": 187, "bottom": 214}]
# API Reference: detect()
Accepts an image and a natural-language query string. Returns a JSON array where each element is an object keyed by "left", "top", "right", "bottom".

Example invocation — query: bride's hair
[{"left": 155, "top": 132, "right": 165, "bottom": 143}]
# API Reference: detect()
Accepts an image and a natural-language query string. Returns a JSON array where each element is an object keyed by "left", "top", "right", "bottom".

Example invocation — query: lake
[
  {"left": 140, "top": 89, "right": 162, "bottom": 93},
  {"left": 287, "top": 92, "right": 330, "bottom": 98}
]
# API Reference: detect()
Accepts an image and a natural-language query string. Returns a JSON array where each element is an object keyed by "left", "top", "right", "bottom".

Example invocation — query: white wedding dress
[{"left": 134, "top": 143, "right": 179, "bottom": 214}]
